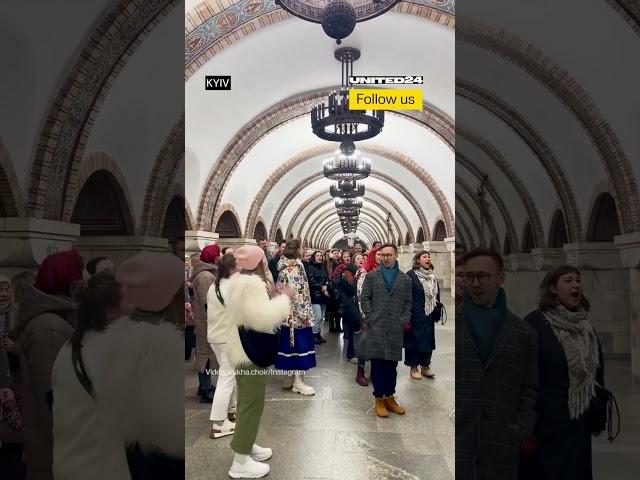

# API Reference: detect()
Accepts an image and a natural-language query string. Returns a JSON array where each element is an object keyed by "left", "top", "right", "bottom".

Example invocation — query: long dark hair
[
  {"left": 71, "top": 271, "right": 121, "bottom": 397},
  {"left": 311, "top": 250, "right": 323, "bottom": 265},
  {"left": 214, "top": 254, "right": 237, "bottom": 306},
  {"left": 538, "top": 265, "right": 590, "bottom": 311}
]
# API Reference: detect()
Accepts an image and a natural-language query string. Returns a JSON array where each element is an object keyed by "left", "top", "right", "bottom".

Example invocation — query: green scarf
[
  {"left": 379, "top": 261, "right": 400, "bottom": 291},
  {"left": 462, "top": 287, "right": 507, "bottom": 364}
]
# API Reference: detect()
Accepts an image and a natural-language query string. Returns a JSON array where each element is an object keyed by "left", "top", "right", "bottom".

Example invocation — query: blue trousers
[{"left": 370, "top": 358, "right": 398, "bottom": 397}]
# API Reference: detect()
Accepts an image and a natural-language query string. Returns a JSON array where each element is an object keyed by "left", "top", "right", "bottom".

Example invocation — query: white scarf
[
  {"left": 543, "top": 305, "right": 600, "bottom": 419},
  {"left": 414, "top": 267, "right": 438, "bottom": 316}
]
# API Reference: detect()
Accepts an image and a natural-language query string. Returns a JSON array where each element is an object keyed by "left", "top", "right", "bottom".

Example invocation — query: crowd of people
[
  {"left": 182, "top": 238, "right": 443, "bottom": 478},
  {"left": 0, "top": 236, "right": 610, "bottom": 480},
  {"left": 455, "top": 246, "right": 610, "bottom": 480},
  {"left": 0, "top": 245, "right": 186, "bottom": 479}
]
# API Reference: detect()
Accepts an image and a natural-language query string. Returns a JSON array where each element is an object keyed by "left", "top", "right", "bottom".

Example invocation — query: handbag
[
  {"left": 237, "top": 326, "right": 279, "bottom": 368},
  {"left": 587, "top": 386, "right": 620, "bottom": 442},
  {"left": 354, "top": 328, "right": 368, "bottom": 361}
]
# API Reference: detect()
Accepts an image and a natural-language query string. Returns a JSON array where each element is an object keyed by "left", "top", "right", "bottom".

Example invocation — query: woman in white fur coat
[
  {"left": 52, "top": 252, "right": 185, "bottom": 480},
  {"left": 214, "top": 245, "right": 293, "bottom": 479}
]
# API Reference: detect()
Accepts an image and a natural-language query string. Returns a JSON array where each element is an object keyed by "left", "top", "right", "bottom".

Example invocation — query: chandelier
[
  {"left": 311, "top": 47, "right": 384, "bottom": 150},
  {"left": 275, "top": 0, "right": 399, "bottom": 44},
  {"left": 330, "top": 180, "right": 365, "bottom": 198},
  {"left": 337, "top": 207, "right": 360, "bottom": 217},
  {"left": 335, "top": 197, "right": 363, "bottom": 209},
  {"left": 323, "top": 149, "right": 371, "bottom": 181}
]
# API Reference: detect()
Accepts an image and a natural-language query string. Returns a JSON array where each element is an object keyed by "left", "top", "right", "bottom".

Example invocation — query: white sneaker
[
  {"left": 210, "top": 418, "right": 235, "bottom": 439},
  {"left": 228, "top": 457, "right": 270, "bottom": 478},
  {"left": 291, "top": 373, "right": 315, "bottom": 396},
  {"left": 251, "top": 444, "right": 272, "bottom": 462},
  {"left": 349, "top": 357, "right": 359, "bottom": 364}
]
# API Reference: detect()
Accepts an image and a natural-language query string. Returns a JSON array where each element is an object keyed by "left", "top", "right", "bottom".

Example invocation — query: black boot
[{"left": 314, "top": 332, "right": 323, "bottom": 345}]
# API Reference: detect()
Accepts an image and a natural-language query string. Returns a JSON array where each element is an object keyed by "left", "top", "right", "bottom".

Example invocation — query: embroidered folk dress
[{"left": 274, "top": 256, "right": 316, "bottom": 371}]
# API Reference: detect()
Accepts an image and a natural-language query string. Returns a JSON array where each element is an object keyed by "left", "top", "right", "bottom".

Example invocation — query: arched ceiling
[
  {"left": 185, "top": 9, "right": 455, "bottom": 242},
  {"left": 453, "top": 0, "right": 640, "bottom": 250}
]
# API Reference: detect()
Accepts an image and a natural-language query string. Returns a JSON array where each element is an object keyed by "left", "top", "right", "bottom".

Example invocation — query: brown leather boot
[
  {"left": 384, "top": 396, "right": 406, "bottom": 415},
  {"left": 375, "top": 397, "right": 389, "bottom": 418},
  {"left": 421, "top": 366, "right": 435, "bottom": 378}
]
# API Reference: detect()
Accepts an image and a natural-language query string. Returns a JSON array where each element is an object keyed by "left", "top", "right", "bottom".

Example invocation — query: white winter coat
[
  {"left": 215, "top": 273, "right": 290, "bottom": 368},
  {"left": 52, "top": 317, "right": 183, "bottom": 479}
]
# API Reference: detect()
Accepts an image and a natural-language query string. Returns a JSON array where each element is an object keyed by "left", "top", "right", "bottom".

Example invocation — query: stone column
[
  {"left": 217, "top": 238, "right": 260, "bottom": 251},
  {"left": 75, "top": 236, "right": 169, "bottom": 265},
  {"left": 505, "top": 252, "right": 539, "bottom": 317},
  {"left": 445, "top": 237, "right": 456, "bottom": 294},
  {"left": 564, "top": 242, "right": 628, "bottom": 357},
  {"left": 423, "top": 240, "right": 450, "bottom": 291},
  {"left": 0, "top": 217, "right": 80, "bottom": 276},
  {"left": 615, "top": 233, "right": 640, "bottom": 377},
  {"left": 185, "top": 230, "right": 219, "bottom": 255}
]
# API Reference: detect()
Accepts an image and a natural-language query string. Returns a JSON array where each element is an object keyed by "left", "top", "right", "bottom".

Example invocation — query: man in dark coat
[
  {"left": 360, "top": 243, "right": 412, "bottom": 418},
  {"left": 456, "top": 248, "right": 538, "bottom": 480},
  {"left": 268, "top": 241, "right": 287, "bottom": 283}
]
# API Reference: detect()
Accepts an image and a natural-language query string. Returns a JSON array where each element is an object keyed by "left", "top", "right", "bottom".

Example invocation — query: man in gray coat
[
  {"left": 456, "top": 248, "right": 538, "bottom": 480},
  {"left": 360, "top": 243, "right": 412, "bottom": 418}
]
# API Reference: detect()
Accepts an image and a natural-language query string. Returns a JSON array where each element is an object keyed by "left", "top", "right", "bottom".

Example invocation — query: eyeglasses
[
  {"left": 380, "top": 253, "right": 395, "bottom": 258},
  {"left": 462, "top": 272, "right": 493, "bottom": 285}
]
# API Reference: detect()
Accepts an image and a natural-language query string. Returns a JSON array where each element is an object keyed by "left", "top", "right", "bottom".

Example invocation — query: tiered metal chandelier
[
  {"left": 311, "top": 47, "right": 384, "bottom": 150},
  {"left": 335, "top": 197, "right": 363, "bottom": 209},
  {"left": 323, "top": 149, "right": 371, "bottom": 181},
  {"left": 330, "top": 180, "right": 365, "bottom": 198}
]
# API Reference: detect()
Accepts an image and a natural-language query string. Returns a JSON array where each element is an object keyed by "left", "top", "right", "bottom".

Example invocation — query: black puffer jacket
[{"left": 307, "top": 261, "right": 330, "bottom": 305}]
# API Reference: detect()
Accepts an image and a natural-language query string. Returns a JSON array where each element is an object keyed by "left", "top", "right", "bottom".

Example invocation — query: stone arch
[
  {"left": 140, "top": 114, "right": 185, "bottom": 236},
  {"left": 275, "top": 228, "right": 284, "bottom": 244},
  {"left": 307, "top": 210, "right": 390, "bottom": 248},
  {"left": 184, "top": 1, "right": 455, "bottom": 79},
  {"left": 503, "top": 233, "right": 512, "bottom": 256},
  {"left": 254, "top": 219, "right": 268, "bottom": 241},
  {"left": 198, "top": 90, "right": 454, "bottom": 233},
  {"left": 215, "top": 204, "right": 242, "bottom": 238},
  {"left": 65, "top": 152, "right": 136, "bottom": 228},
  {"left": 162, "top": 196, "right": 186, "bottom": 243},
  {"left": 70, "top": 169, "right": 135, "bottom": 236},
  {"left": 245, "top": 143, "right": 443, "bottom": 239},
  {"left": 602, "top": 0, "right": 640, "bottom": 38},
  {"left": 318, "top": 223, "right": 380, "bottom": 249},
  {"left": 456, "top": 193, "right": 485, "bottom": 249},
  {"left": 521, "top": 222, "right": 535, "bottom": 253},
  {"left": 456, "top": 177, "right": 500, "bottom": 249},
  {"left": 586, "top": 193, "right": 621, "bottom": 242},
  {"left": 457, "top": 83, "right": 573, "bottom": 243},
  {"left": 287, "top": 189, "right": 411, "bottom": 244},
  {"left": 456, "top": 132, "right": 541, "bottom": 248},
  {"left": 184, "top": 195, "right": 195, "bottom": 231},
  {"left": 458, "top": 22, "right": 640, "bottom": 234},
  {"left": 433, "top": 220, "right": 447, "bottom": 241},
  {"left": 548, "top": 209, "right": 569, "bottom": 248},
  {"left": 416, "top": 227, "right": 425, "bottom": 243},
  {"left": 0, "top": 138, "right": 26, "bottom": 216},
  {"left": 29, "top": 1, "right": 179, "bottom": 220},
  {"left": 267, "top": 171, "right": 430, "bottom": 242}
]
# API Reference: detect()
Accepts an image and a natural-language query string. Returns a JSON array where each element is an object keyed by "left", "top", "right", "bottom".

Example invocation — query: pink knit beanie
[{"left": 234, "top": 246, "right": 265, "bottom": 271}]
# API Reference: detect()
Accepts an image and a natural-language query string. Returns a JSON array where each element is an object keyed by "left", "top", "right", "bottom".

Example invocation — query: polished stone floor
[{"left": 185, "top": 293, "right": 455, "bottom": 480}]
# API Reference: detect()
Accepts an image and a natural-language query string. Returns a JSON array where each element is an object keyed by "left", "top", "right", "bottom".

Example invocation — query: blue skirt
[{"left": 274, "top": 326, "right": 317, "bottom": 371}]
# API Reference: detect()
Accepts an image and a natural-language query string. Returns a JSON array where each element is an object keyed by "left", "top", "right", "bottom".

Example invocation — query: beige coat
[
  {"left": 14, "top": 285, "right": 75, "bottom": 480},
  {"left": 190, "top": 257, "right": 218, "bottom": 372}
]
